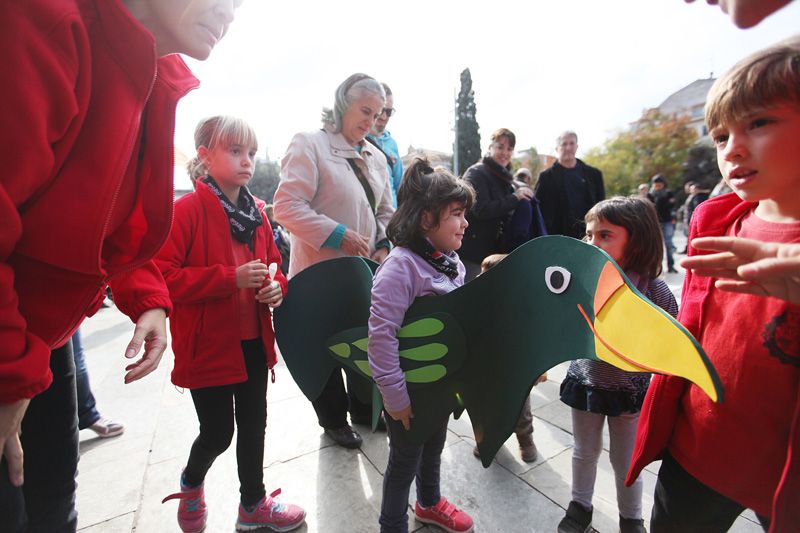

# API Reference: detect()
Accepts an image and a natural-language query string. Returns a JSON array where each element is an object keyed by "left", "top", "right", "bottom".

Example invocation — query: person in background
[
  {"left": 72, "top": 329, "right": 124, "bottom": 439},
  {"left": 368, "top": 83, "right": 404, "bottom": 207},
  {"left": 0, "top": 1, "right": 242, "bottom": 531},
  {"left": 460, "top": 128, "right": 533, "bottom": 280},
  {"left": 637, "top": 184, "right": 655, "bottom": 203},
  {"left": 535, "top": 131, "right": 605, "bottom": 240},
  {"left": 649, "top": 175, "right": 678, "bottom": 273},
  {"left": 274, "top": 73, "right": 394, "bottom": 449},
  {"left": 503, "top": 168, "right": 548, "bottom": 251}
]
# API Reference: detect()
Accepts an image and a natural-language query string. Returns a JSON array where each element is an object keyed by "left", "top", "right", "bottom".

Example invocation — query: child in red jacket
[
  {"left": 157, "top": 116, "right": 305, "bottom": 533},
  {"left": 627, "top": 37, "right": 800, "bottom": 532}
]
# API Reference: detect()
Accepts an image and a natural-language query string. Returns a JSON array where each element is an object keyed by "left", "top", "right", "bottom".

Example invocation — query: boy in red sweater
[{"left": 627, "top": 36, "right": 800, "bottom": 532}]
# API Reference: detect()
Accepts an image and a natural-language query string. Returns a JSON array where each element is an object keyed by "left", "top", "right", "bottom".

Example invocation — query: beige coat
[{"left": 274, "top": 128, "right": 395, "bottom": 278}]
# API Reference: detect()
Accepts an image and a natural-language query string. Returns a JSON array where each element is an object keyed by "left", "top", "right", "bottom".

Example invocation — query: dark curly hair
[{"left": 387, "top": 158, "right": 475, "bottom": 248}]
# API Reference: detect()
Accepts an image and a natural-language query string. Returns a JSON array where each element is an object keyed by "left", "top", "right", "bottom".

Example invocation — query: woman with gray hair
[{"left": 274, "top": 73, "right": 394, "bottom": 448}]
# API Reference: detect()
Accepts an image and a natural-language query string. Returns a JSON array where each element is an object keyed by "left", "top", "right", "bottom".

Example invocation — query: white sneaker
[{"left": 89, "top": 417, "right": 124, "bottom": 438}]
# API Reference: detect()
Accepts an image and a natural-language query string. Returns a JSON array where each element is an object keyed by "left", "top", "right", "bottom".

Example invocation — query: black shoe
[
  {"left": 557, "top": 501, "right": 593, "bottom": 533},
  {"left": 619, "top": 516, "right": 647, "bottom": 533},
  {"left": 324, "top": 425, "right": 362, "bottom": 449},
  {"left": 667, "top": 266, "right": 678, "bottom": 273}
]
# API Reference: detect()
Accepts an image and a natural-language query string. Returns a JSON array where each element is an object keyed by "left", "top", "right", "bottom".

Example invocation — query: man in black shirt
[
  {"left": 535, "top": 131, "right": 605, "bottom": 239},
  {"left": 651, "top": 174, "right": 678, "bottom": 273}
]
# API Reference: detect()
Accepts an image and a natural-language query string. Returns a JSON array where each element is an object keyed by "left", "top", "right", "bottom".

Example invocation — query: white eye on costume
[{"left": 545, "top": 266, "right": 571, "bottom": 294}]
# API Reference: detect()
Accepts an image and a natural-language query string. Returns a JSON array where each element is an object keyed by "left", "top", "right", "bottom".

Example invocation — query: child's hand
[
  {"left": 387, "top": 405, "right": 414, "bottom": 430},
  {"left": 237, "top": 259, "right": 268, "bottom": 288},
  {"left": 256, "top": 281, "right": 283, "bottom": 308},
  {"left": 682, "top": 237, "right": 800, "bottom": 304}
]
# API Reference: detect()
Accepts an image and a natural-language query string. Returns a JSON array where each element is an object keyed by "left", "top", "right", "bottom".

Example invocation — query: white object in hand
[{"left": 268, "top": 262, "right": 278, "bottom": 281}]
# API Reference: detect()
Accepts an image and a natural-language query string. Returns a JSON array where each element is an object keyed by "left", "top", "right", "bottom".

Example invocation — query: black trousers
[
  {"left": 651, "top": 453, "right": 770, "bottom": 532},
  {"left": 311, "top": 368, "right": 371, "bottom": 428},
  {"left": 183, "top": 339, "right": 268, "bottom": 507},
  {"left": 0, "top": 345, "right": 79, "bottom": 533}
]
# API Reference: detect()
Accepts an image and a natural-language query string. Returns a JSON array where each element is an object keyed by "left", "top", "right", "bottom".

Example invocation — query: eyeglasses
[{"left": 380, "top": 107, "right": 395, "bottom": 118}]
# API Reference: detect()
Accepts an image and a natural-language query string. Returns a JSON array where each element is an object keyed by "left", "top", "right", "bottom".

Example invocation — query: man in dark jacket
[
  {"left": 534, "top": 131, "right": 605, "bottom": 239},
  {"left": 651, "top": 174, "right": 678, "bottom": 273}
]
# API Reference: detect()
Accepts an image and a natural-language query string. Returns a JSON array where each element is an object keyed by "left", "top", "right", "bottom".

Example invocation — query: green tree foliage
[
  {"left": 682, "top": 140, "right": 722, "bottom": 189},
  {"left": 455, "top": 68, "right": 481, "bottom": 176},
  {"left": 584, "top": 109, "right": 698, "bottom": 196},
  {"left": 248, "top": 158, "right": 281, "bottom": 203}
]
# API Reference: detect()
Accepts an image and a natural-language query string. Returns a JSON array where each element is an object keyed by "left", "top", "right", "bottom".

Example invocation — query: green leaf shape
[
  {"left": 404, "top": 365, "right": 446, "bottom": 384},
  {"left": 354, "top": 360, "right": 373, "bottom": 377},
  {"left": 329, "top": 343, "right": 351, "bottom": 358},
  {"left": 397, "top": 318, "right": 444, "bottom": 338},
  {"left": 399, "top": 343, "right": 448, "bottom": 362},
  {"left": 352, "top": 338, "right": 369, "bottom": 352}
]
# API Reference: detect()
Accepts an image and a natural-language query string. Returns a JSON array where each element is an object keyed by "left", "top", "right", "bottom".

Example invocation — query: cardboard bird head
[{"left": 274, "top": 236, "right": 722, "bottom": 466}]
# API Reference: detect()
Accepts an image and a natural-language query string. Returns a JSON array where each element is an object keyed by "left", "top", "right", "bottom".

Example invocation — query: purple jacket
[{"left": 368, "top": 246, "right": 465, "bottom": 413}]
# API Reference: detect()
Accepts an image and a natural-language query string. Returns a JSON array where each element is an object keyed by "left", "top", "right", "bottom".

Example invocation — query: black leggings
[{"left": 183, "top": 339, "right": 268, "bottom": 507}]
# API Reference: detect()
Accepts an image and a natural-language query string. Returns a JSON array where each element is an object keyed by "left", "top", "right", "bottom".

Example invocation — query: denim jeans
[
  {"left": 72, "top": 329, "right": 101, "bottom": 430},
  {"left": 183, "top": 339, "right": 269, "bottom": 507},
  {"left": 379, "top": 416, "right": 448, "bottom": 533},
  {"left": 660, "top": 221, "right": 676, "bottom": 269},
  {"left": 0, "top": 345, "right": 80, "bottom": 533}
]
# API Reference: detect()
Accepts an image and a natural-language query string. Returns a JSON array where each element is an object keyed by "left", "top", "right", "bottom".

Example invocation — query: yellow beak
[{"left": 579, "top": 262, "right": 722, "bottom": 403}]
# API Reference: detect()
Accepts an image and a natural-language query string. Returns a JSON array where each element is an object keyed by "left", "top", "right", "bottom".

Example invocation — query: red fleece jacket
[
  {"left": 627, "top": 193, "right": 800, "bottom": 532},
  {"left": 0, "top": 0, "right": 198, "bottom": 403},
  {"left": 155, "top": 181, "right": 288, "bottom": 389}
]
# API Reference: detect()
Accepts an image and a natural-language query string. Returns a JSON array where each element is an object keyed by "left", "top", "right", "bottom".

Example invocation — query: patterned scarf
[
  {"left": 203, "top": 176, "right": 262, "bottom": 250},
  {"left": 412, "top": 238, "right": 460, "bottom": 279}
]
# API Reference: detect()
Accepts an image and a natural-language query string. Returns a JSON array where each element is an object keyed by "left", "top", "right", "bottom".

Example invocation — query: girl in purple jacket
[{"left": 368, "top": 158, "right": 476, "bottom": 533}]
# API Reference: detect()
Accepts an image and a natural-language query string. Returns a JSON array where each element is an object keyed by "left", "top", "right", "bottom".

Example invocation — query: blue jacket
[{"left": 367, "top": 131, "right": 403, "bottom": 206}]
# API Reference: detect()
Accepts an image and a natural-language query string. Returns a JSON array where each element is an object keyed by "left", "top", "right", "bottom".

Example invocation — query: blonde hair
[
  {"left": 705, "top": 35, "right": 800, "bottom": 131},
  {"left": 187, "top": 116, "right": 258, "bottom": 185}
]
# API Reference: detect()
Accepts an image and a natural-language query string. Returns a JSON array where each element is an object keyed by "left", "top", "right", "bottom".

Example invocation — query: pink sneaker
[
  {"left": 162, "top": 480, "right": 207, "bottom": 533},
  {"left": 235, "top": 488, "right": 306, "bottom": 532},
  {"left": 414, "top": 497, "right": 474, "bottom": 533}
]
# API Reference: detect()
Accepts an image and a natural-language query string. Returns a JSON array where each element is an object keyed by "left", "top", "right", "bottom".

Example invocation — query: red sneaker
[
  {"left": 414, "top": 497, "right": 474, "bottom": 533},
  {"left": 162, "top": 481, "right": 207, "bottom": 533},
  {"left": 236, "top": 488, "right": 306, "bottom": 532}
]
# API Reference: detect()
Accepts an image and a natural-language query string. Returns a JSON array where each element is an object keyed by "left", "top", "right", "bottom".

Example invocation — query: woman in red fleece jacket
[
  {"left": 0, "top": 1, "right": 242, "bottom": 531},
  {"left": 157, "top": 116, "right": 305, "bottom": 533}
]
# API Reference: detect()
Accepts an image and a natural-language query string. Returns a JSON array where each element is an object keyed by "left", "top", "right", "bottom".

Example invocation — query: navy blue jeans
[
  {"left": 72, "top": 329, "right": 101, "bottom": 430},
  {"left": 660, "top": 221, "right": 676, "bottom": 269},
  {"left": 379, "top": 416, "right": 448, "bottom": 533},
  {"left": 0, "top": 344, "right": 80, "bottom": 533}
]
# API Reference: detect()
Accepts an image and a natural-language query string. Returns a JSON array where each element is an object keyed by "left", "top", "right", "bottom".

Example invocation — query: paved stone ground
[{"left": 74, "top": 234, "right": 763, "bottom": 532}]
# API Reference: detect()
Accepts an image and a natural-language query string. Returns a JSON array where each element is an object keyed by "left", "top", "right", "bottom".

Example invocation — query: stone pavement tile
[
  {"left": 520, "top": 445, "right": 658, "bottom": 532},
  {"left": 433, "top": 440, "right": 564, "bottom": 532},
  {"left": 77, "top": 512, "right": 134, "bottom": 533},
  {"left": 76, "top": 434, "right": 152, "bottom": 527},
  {"left": 264, "top": 444, "right": 387, "bottom": 533}
]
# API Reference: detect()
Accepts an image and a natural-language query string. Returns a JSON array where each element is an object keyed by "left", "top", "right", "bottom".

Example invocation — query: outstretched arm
[{"left": 681, "top": 236, "right": 800, "bottom": 304}]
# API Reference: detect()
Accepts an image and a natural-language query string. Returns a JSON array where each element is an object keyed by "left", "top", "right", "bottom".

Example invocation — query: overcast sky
[{"left": 173, "top": 0, "right": 799, "bottom": 184}]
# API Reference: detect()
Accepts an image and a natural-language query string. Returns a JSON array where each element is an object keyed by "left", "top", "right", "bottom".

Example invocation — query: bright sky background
[{"left": 174, "top": 0, "right": 799, "bottom": 187}]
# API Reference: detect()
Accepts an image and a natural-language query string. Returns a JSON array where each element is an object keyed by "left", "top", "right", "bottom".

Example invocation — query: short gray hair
[
  {"left": 556, "top": 130, "right": 578, "bottom": 146},
  {"left": 321, "top": 73, "right": 385, "bottom": 131}
]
